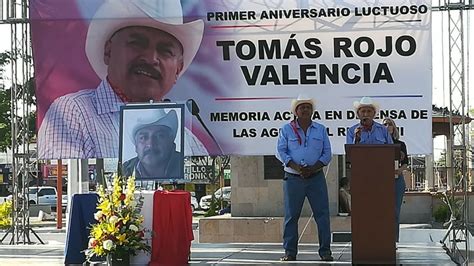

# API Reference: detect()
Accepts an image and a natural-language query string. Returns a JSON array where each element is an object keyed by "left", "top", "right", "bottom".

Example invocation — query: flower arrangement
[
  {"left": 85, "top": 175, "right": 150, "bottom": 261},
  {"left": 0, "top": 200, "right": 12, "bottom": 229}
]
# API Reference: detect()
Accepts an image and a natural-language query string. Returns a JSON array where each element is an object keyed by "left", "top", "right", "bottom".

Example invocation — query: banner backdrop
[{"left": 31, "top": 0, "right": 432, "bottom": 158}]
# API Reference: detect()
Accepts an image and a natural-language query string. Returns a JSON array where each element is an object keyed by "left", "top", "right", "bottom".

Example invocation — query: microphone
[
  {"left": 186, "top": 99, "right": 223, "bottom": 155},
  {"left": 186, "top": 98, "right": 199, "bottom": 115}
]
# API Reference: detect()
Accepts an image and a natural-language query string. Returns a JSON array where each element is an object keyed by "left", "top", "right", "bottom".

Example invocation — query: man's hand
[
  {"left": 288, "top": 161, "right": 302, "bottom": 173},
  {"left": 300, "top": 161, "right": 325, "bottom": 178},
  {"left": 300, "top": 166, "right": 312, "bottom": 178}
]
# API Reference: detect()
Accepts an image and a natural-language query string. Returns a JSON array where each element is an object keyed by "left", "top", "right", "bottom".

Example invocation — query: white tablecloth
[{"left": 130, "top": 191, "right": 154, "bottom": 265}]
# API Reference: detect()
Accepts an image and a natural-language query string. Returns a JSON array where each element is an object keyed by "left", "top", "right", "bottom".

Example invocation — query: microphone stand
[{"left": 186, "top": 99, "right": 224, "bottom": 155}]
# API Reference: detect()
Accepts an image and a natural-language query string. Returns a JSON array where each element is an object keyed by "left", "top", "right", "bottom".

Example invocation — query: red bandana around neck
[
  {"left": 107, "top": 76, "right": 131, "bottom": 103},
  {"left": 290, "top": 120, "right": 302, "bottom": 145}
]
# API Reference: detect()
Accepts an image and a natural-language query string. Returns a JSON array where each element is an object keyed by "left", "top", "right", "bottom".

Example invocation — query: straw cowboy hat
[
  {"left": 291, "top": 95, "right": 314, "bottom": 115},
  {"left": 131, "top": 108, "right": 178, "bottom": 144},
  {"left": 85, "top": 0, "right": 204, "bottom": 79},
  {"left": 353, "top": 96, "right": 380, "bottom": 113}
]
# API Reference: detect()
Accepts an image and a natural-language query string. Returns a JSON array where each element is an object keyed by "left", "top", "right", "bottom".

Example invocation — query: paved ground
[
  {"left": 0, "top": 225, "right": 462, "bottom": 265},
  {"left": 0, "top": 240, "right": 456, "bottom": 265}
]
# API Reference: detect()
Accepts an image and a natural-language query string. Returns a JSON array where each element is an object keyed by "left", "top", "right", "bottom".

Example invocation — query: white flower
[
  {"left": 93, "top": 211, "right": 103, "bottom": 221},
  {"left": 88, "top": 238, "right": 96, "bottom": 248},
  {"left": 130, "top": 200, "right": 137, "bottom": 208},
  {"left": 103, "top": 239, "right": 114, "bottom": 250},
  {"left": 109, "top": 215, "right": 119, "bottom": 224},
  {"left": 129, "top": 224, "right": 139, "bottom": 232}
]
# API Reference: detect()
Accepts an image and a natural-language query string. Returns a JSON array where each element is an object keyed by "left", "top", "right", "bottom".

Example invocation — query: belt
[
  {"left": 285, "top": 172, "right": 300, "bottom": 176},
  {"left": 284, "top": 171, "right": 316, "bottom": 179}
]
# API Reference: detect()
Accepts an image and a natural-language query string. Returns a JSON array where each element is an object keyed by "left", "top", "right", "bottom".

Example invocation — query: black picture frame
[{"left": 118, "top": 103, "right": 185, "bottom": 182}]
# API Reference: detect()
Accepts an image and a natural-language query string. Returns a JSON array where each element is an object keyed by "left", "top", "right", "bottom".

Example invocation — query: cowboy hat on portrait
[
  {"left": 85, "top": 0, "right": 204, "bottom": 79},
  {"left": 291, "top": 94, "right": 315, "bottom": 115},
  {"left": 130, "top": 108, "right": 178, "bottom": 144},
  {"left": 353, "top": 96, "right": 380, "bottom": 113}
]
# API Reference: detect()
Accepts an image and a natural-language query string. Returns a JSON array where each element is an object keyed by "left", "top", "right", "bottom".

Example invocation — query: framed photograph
[{"left": 119, "top": 103, "right": 185, "bottom": 182}]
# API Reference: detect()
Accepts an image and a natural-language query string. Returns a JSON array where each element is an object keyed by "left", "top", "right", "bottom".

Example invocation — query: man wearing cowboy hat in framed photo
[
  {"left": 346, "top": 96, "right": 393, "bottom": 145},
  {"left": 37, "top": 0, "right": 208, "bottom": 159},
  {"left": 276, "top": 95, "right": 333, "bottom": 262},
  {"left": 122, "top": 107, "right": 182, "bottom": 179}
]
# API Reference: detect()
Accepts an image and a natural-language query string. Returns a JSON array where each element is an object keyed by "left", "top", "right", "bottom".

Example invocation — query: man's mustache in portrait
[
  {"left": 129, "top": 63, "right": 161, "bottom": 80},
  {"left": 143, "top": 146, "right": 161, "bottom": 156}
]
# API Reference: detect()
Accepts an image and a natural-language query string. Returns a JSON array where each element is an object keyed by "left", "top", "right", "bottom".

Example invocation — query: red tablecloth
[{"left": 149, "top": 190, "right": 193, "bottom": 266}]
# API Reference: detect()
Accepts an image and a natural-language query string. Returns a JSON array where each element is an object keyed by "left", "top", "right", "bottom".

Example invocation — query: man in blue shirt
[
  {"left": 276, "top": 95, "right": 333, "bottom": 262},
  {"left": 346, "top": 97, "right": 393, "bottom": 145}
]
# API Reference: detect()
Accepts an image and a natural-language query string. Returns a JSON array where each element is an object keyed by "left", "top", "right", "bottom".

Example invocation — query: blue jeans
[
  {"left": 395, "top": 175, "right": 406, "bottom": 242},
  {"left": 282, "top": 171, "right": 331, "bottom": 257}
]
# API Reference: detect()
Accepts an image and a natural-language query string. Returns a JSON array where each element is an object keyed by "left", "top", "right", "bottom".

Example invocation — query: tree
[
  {"left": 436, "top": 149, "right": 447, "bottom": 167},
  {"left": 0, "top": 50, "right": 36, "bottom": 152},
  {"left": 0, "top": 88, "right": 11, "bottom": 151},
  {"left": 0, "top": 51, "right": 12, "bottom": 152}
]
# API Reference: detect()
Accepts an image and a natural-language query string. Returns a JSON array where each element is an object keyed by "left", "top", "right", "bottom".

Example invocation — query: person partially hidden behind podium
[
  {"left": 383, "top": 118, "right": 408, "bottom": 243},
  {"left": 276, "top": 95, "right": 333, "bottom": 262},
  {"left": 346, "top": 96, "right": 393, "bottom": 145},
  {"left": 122, "top": 108, "right": 182, "bottom": 179},
  {"left": 339, "top": 177, "right": 351, "bottom": 214}
]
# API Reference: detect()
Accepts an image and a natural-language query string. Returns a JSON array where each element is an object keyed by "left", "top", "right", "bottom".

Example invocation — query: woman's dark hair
[{"left": 340, "top": 177, "right": 349, "bottom": 188}]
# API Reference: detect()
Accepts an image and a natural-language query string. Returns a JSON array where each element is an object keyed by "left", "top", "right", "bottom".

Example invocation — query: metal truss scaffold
[
  {"left": 0, "top": 0, "right": 41, "bottom": 245},
  {"left": 434, "top": 0, "right": 473, "bottom": 264}
]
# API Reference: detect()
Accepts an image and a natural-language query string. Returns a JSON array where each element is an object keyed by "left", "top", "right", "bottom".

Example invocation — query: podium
[{"left": 345, "top": 144, "right": 400, "bottom": 264}]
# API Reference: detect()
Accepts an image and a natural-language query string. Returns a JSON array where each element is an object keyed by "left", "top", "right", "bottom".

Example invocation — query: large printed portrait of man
[
  {"left": 120, "top": 104, "right": 185, "bottom": 181},
  {"left": 32, "top": 0, "right": 210, "bottom": 160}
]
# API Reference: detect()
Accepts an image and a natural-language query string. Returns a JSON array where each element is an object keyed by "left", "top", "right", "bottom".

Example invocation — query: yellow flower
[
  {"left": 123, "top": 214, "right": 130, "bottom": 224},
  {"left": 91, "top": 226, "right": 103, "bottom": 238},
  {"left": 85, "top": 175, "right": 149, "bottom": 260},
  {"left": 106, "top": 222, "right": 117, "bottom": 234},
  {"left": 117, "top": 233, "right": 127, "bottom": 244},
  {"left": 93, "top": 245, "right": 103, "bottom": 255},
  {"left": 97, "top": 200, "right": 111, "bottom": 213}
]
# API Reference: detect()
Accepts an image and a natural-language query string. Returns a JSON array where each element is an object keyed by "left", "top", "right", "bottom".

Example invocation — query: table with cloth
[
  {"left": 64, "top": 190, "right": 193, "bottom": 265},
  {"left": 64, "top": 193, "right": 100, "bottom": 265}
]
